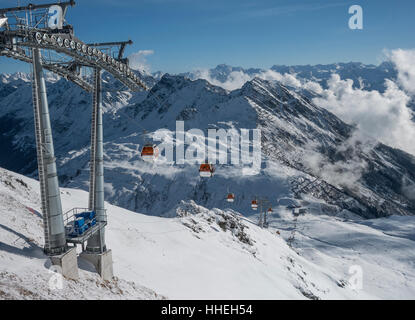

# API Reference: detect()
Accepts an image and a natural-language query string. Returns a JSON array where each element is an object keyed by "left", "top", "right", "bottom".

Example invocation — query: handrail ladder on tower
[{"left": 31, "top": 57, "right": 51, "bottom": 253}]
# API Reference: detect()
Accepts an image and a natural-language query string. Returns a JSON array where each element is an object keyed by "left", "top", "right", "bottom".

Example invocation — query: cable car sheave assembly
[
  {"left": 0, "top": 1, "right": 149, "bottom": 280},
  {"left": 0, "top": 1, "right": 147, "bottom": 93}
]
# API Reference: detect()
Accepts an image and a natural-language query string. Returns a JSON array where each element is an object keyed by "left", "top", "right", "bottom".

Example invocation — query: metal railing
[{"left": 63, "top": 207, "right": 107, "bottom": 244}]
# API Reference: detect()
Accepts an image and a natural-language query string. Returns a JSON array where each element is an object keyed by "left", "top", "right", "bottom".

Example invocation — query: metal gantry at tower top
[
  {"left": 252, "top": 198, "right": 272, "bottom": 228},
  {"left": 0, "top": 1, "right": 148, "bottom": 257}
]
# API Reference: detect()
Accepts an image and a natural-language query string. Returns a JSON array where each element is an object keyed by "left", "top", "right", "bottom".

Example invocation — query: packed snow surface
[{"left": 1, "top": 167, "right": 415, "bottom": 299}]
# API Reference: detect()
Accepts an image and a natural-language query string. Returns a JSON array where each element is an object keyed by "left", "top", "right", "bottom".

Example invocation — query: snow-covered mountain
[
  {"left": 2, "top": 63, "right": 415, "bottom": 299},
  {"left": 271, "top": 62, "right": 397, "bottom": 92},
  {"left": 1, "top": 166, "right": 415, "bottom": 299},
  {"left": 1, "top": 71, "right": 415, "bottom": 220},
  {"left": 179, "top": 64, "right": 263, "bottom": 83},
  {"left": 179, "top": 62, "right": 397, "bottom": 92}
]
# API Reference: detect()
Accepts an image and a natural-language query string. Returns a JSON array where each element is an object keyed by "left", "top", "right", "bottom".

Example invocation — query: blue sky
[{"left": 1, "top": 0, "right": 414, "bottom": 74}]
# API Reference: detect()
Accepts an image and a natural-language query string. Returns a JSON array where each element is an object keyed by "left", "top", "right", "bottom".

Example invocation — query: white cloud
[
  {"left": 258, "top": 69, "right": 302, "bottom": 88},
  {"left": 191, "top": 70, "right": 251, "bottom": 91},
  {"left": 309, "top": 49, "right": 415, "bottom": 156},
  {"left": 402, "top": 177, "right": 415, "bottom": 200},
  {"left": 193, "top": 68, "right": 322, "bottom": 92},
  {"left": 303, "top": 80, "right": 324, "bottom": 94},
  {"left": 313, "top": 73, "right": 415, "bottom": 155},
  {"left": 303, "top": 136, "right": 369, "bottom": 190},
  {"left": 192, "top": 48, "right": 415, "bottom": 156},
  {"left": 388, "top": 48, "right": 415, "bottom": 95},
  {"left": 128, "top": 50, "right": 154, "bottom": 73}
]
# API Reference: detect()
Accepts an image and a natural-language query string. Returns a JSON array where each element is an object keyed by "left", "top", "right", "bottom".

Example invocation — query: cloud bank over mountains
[
  {"left": 314, "top": 50, "right": 415, "bottom": 156},
  {"left": 314, "top": 74, "right": 414, "bottom": 155},
  {"left": 191, "top": 68, "right": 321, "bottom": 92},
  {"left": 188, "top": 49, "right": 415, "bottom": 157},
  {"left": 388, "top": 49, "right": 415, "bottom": 95}
]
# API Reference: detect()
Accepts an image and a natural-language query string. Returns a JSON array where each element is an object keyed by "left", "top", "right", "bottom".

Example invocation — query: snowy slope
[
  {"left": 0, "top": 71, "right": 147, "bottom": 174},
  {"left": 1, "top": 166, "right": 415, "bottom": 299},
  {"left": 0, "top": 167, "right": 162, "bottom": 300},
  {"left": 273, "top": 204, "right": 415, "bottom": 299},
  {"left": 57, "top": 75, "right": 415, "bottom": 218},
  {"left": 1, "top": 72, "right": 415, "bottom": 220}
]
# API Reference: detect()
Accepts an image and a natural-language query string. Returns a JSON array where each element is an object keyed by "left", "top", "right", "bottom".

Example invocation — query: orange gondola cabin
[
  {"left": 141, "top": 144, "right": 159, "bottom": 162},
  {"left": 226, "top": 193, "right": 235, "bottom": 203},
  {"left": 251, "top": 200, "right": 258, "bottom": 210},
  {"left": 199, "top": 163, "right": 215, "bottom": 177}
]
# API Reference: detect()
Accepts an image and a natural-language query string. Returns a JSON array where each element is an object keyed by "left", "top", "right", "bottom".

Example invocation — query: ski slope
[{"left": 1, "top": 167, "right": 415, "bottom": 299}]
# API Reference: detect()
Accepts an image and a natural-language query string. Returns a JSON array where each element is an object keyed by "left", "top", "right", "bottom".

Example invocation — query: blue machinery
[
  {"left": 64, "top": 208, "right": 102, "bottom": 245},
  {"left": 0, "top": 1, "right": 147, "bottom": 278}
]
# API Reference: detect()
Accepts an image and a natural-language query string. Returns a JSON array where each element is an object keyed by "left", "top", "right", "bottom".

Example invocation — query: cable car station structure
[{"left": 0, "top": 1, "right": 147, "bottom": 280}]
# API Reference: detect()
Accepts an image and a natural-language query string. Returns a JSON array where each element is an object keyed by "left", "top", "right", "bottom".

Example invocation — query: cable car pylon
[
  {"left": 0, "top": 1, "right": 148, "bottom": 280},
  {"left": 31, "top": 44, "right": 79, "bottom": 280},
  {"left": 80, "top": 67, "right": 113, "bottom": 280},
  {"left": 250, "top": 197, "right": 272, "bottom": 228},
  {"left": 32, "top": 47, "right": 69, "bottom": 254}
]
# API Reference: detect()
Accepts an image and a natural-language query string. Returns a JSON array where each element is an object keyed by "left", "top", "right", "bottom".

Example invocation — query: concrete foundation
[
  {"left": 49, "top": 247, "right": 79, "bottom": 280},
  {"left": 80, "top": 249, "right": 113, "bottom": 281}
]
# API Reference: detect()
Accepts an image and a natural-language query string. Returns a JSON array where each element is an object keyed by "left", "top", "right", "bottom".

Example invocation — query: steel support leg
[
  {"left": 32, "top": 48, "right": 66, "bottom": 255},
  {"left": 82, "top": 68, "right": 113, "bottom": 280},
  {"left": 86, "top": 68, "right": 107, "bottom": 254}
]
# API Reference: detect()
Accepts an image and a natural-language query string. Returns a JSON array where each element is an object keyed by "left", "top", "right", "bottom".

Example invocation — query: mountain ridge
[
  {"left": 1, "top": 71, "right": 414, "bottom": 219},
  {"left": 175, "top": 61, "right": 397, "bottom": 92}
]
